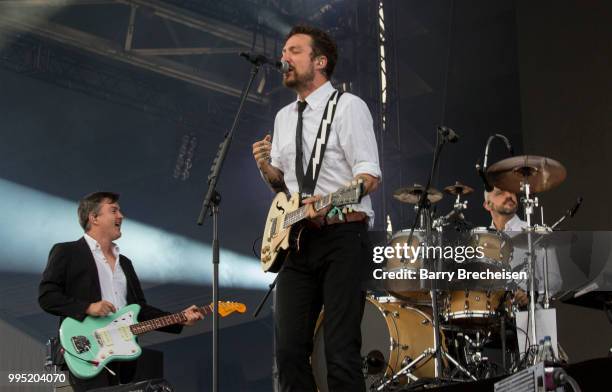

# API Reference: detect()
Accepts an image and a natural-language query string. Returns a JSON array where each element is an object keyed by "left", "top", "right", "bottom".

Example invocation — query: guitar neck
[
  {"left": 282, "top": 194, "right": 332, "bottom": 229},
  {"left": 129, "top": 305, "right": 213, "bottom": 335}
]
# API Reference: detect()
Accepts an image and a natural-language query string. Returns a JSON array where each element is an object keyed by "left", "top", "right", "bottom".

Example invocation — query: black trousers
[
  {"left": 68, "top": 360, "right": 137, "bottom": 391},
  {"left": 275, "top": 222, "right": 370, "bottom": 392}
]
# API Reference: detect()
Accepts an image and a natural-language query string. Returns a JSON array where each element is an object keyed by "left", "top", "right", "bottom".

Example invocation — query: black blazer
[{"left": 39, "top": 237, "right": 182, "bottom": 334}]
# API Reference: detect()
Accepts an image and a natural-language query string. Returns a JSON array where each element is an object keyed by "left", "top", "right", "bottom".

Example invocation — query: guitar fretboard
[
  {"left": 129, "top": 305, "right": 213, "bottom": 335},
  {"left": 282, "top": 195, "right": 330, "bottom": 228}
]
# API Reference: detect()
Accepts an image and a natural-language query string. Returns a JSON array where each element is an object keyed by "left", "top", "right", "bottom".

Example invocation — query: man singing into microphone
[{"left": 252, "top": 25, "right": 381, "bottom": 391}]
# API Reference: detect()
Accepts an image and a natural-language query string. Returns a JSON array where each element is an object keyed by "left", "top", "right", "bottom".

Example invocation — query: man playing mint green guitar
[{"left": 39, "top": 192, "right": 203, "bottom": 391}]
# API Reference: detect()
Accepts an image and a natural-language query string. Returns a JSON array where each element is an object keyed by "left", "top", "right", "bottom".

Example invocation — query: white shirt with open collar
[
  {"left": 84, "top": 233, "right": 127, "bottom": 310},
  {"left": 270, "top": 81, "right": 382, "bottom": 226}
]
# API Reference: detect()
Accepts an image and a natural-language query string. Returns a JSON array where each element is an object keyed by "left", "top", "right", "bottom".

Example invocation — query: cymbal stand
[
  {"left": 433, "top": 193, "right": 468, "bottom": 229},
  {"left": 374, "top": 347, "right": 476, "bottom": 391},
  {"left": 414, "top": 204, "right": 426, "bottom": 229},
  {"left": 519, "top": 179, "right": 539, "bottom": 359},
  {"left": 541, "top": 197, "right": 582, "bottom": 309}
]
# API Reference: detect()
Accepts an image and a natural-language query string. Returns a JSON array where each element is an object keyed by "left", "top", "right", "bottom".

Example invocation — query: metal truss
[
  {"left": 0, "top": 32, "right": 273, "bottom": 135},
  {"left": 0, "top": 0, "right": 274, "bottom": 102}
]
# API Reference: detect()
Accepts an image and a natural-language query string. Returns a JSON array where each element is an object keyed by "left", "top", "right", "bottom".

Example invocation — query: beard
[
  {"left": 283, "top": 64, "right": 315, "bottom": 89},
  {"left": 494, "top": 198, "right": 518, "bottom": 215}
]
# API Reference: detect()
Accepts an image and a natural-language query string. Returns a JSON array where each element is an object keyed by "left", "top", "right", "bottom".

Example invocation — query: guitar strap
[{"left": 297, "top": 90, "right": 344, "bottom": 199}]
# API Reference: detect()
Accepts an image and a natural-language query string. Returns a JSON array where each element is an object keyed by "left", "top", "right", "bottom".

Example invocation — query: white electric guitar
[{"left": 260, "top": 181, "right": 364, "bottom": 272}]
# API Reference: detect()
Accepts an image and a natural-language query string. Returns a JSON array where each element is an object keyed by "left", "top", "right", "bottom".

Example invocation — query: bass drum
[{"left": 312, "top": 297, "right": 443, "bottom": 391}]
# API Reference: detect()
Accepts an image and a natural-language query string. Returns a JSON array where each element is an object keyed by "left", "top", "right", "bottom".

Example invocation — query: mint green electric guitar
[{"left": 59, "top": 301, "right": 246, "bottom": 379}]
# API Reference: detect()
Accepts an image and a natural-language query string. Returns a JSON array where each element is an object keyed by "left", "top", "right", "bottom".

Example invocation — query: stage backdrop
[{"left": 516, "top": 0, "right": 612, "bottom": 363}]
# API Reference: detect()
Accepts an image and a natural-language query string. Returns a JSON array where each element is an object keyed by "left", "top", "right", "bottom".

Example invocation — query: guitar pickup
[
  {"left": 270, "top": 218, "right": 278, "bottom": 236},
  {"left": 94, "top": 330, "right": 113, "bottom": 347}
]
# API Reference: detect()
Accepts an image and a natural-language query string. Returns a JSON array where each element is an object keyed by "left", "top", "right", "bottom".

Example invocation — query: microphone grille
[{"left": 279, "top": 59, "right": 290, "bottom": 74}]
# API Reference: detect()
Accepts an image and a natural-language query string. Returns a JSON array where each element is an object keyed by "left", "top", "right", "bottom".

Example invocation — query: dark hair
[
  {"left": 78, "top": 191, "right": 120, "bottom": 231},
  {"left": 286, "top": 25, "right": 338, "bottom": 78}
]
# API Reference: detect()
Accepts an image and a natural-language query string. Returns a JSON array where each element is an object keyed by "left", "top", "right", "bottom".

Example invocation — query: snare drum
[{"left": 444, "top": 290, "right": 512, "bottom": 326}]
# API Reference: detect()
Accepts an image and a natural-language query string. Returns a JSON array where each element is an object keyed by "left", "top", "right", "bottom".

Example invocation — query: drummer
[{"left": 483, "top": 187, "right": 563, "bottom": 307}]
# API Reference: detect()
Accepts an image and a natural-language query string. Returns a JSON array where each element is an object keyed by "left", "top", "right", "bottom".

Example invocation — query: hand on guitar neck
[
  {"left": 180, "top": 304, "right": 205, "bottom": 326},
  {"left": 302, "top": 195, "right": 331, "bottom": 219},
  {"left": 302, "top": 174, "right": 379, "bottom": 220}
]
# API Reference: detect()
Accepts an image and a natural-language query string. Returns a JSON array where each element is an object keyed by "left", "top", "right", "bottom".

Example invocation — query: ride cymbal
[{"left": 486, "top": 155, "right": 566, "bottom": 193}]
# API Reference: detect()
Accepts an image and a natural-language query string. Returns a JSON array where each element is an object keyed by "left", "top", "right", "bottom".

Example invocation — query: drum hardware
[
  {"left": 433, "top": 181, "right": 475, "bottom": 231},
  {"left": 387, "top": 126, "right": 473, "bottom": 385},
  {"left": 460, "top": 331, "right": 491, "bottom": 365},
  {"left": 386, "top": 215, "right": 393, "bottom": 242},
  {"left": 344, "top": 142, "right": 576, "bottom": 389},
  {"left": 374, "top": 348, "right": 436, "bottom": 391},
  {"left": 486, "top": 154, "right": 567, "bottom": 365}
]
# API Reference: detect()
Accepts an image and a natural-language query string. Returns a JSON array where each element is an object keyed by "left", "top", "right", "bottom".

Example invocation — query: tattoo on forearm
[
  {"left": 264, "top": 170, "right": 288, "bottom": 194},
  {"left": 269, "top": 176, "right": 288, "bottom": 194}
]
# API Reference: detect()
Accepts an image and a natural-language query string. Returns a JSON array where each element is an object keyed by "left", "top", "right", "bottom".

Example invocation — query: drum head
[
  {"left": 312, "top": 298, "right": 390, "bottom": 391},
  {"left": 384, "top": 230, "right": 428, "bottom": 299}
]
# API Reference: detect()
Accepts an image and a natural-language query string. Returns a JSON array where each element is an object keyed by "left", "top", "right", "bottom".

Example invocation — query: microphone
[
  {"left": 438, "top": 126, "right": 459, "bottom": 143},
  {"left": 476, "top": 160, "right": 493, "bottom": 192},
  {"left": 477, "top": 133, "right": 514, "bottom": 192},
  {"left": 568, "top": 196, "right": 583, "bottom": 218},
  {"left": 240, "top": 52, "right": 290, "bottom": 73},
  {"left": 550, "top": 196, "right": 583, "bottom": 229}
]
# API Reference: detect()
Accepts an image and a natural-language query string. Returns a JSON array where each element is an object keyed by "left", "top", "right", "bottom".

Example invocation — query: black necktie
[{"left": 295, "top": 100, "right": 308, "bottom": 197}]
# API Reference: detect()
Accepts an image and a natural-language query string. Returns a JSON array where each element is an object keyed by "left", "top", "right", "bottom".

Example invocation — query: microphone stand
[
  {"left": 476, "top": 133, "right": 513, "bottom": 191},
  {"left": 378, "top": 128, "right": 476, "bottom": 390},
  {"left": 196, "top": 58, "right": 263, "bottom": 392},
  {"left": 401, "top": 127, "right": 473, "bottom": 382}
]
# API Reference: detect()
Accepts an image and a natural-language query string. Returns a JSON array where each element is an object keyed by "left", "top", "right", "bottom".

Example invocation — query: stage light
[{"left": 0, "top": 178, "right": 273, "bottom": 289}]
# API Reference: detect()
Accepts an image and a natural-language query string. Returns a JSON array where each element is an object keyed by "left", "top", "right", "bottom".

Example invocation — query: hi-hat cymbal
[
  {"left": 486, "top": 155, "right": 566, "bottom": 193},
  {"left": 393, "top": 184, "right": 443, "bottom": 204},
  {"left": 444, "top": 181, "right": 474, "bottom": 196}
]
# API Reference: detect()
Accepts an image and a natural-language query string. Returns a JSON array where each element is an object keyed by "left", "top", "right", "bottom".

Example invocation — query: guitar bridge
[{"left": 71, "top": 336, "right": 91, "bottom": 354}]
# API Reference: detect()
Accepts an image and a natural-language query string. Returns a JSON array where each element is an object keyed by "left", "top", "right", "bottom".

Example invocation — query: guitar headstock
[
  {"left": 331, "top": 179, "right": 364, "bottom": 207},
  {"left": 212, "top": 301, "right": 247, "bottom": 317}
]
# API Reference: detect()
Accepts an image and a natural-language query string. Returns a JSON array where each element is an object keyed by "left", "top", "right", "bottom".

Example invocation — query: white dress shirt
[
  {"left": 492, "top": 215, "right": 563, "bottom": 297},
  {"left": 84, "top": 233, "right": 127, "bottom": 310},
  {"left": 270, "top": 81, "right": 382, "bottom": 225}
]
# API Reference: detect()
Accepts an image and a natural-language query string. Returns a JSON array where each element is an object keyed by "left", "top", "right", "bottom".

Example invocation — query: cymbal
[
  {"left": 444, "top": 181, "right": 474, "bottom": 196},
  {"left": 508, "top": 228, "right": 571, "bottom": 250},
  {"left": 393, "top": 184, "right": 443, "bottom": 204},
  {"left": 486, "top": 155, "right": 566, "bottom": 193}
]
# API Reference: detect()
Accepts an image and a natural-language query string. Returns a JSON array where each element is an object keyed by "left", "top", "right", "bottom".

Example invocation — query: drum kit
[{"left": 312, "top": 154, "right": 575, "bottom": 391}]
